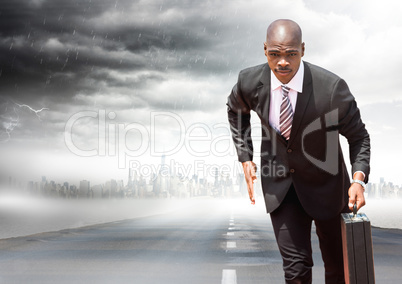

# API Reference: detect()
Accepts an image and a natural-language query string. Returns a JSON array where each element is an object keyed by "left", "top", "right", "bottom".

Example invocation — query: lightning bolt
[
  {"left": 4, "top": 121, "right": 15, "bottom": 140},
  {"left": 0, "top": 107, "right": 19, "bottom": 143},
  {"left": 0, "top": 100, "right": 49, "bottom": 143},
  {"left": 15, "top": 103, "right": 49, "bottom": 121}
]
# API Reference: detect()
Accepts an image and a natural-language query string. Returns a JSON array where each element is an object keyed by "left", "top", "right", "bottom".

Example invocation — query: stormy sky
[{"left": 1, "top": 0, "right": 401, "bottom": 186}]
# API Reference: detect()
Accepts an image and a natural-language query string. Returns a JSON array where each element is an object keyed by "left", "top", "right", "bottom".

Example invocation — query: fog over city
[{"left": 1, "top": 0, "right": 402, "bottom": 187}]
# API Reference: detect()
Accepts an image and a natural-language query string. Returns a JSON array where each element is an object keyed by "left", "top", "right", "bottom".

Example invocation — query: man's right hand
[{"left": 242, "top": 161, "right": 257, "bottom": 205}]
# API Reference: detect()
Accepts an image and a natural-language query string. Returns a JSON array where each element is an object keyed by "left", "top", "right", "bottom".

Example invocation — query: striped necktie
[{"left": 279, "top": 85, "right": 293, "bottom": 140}]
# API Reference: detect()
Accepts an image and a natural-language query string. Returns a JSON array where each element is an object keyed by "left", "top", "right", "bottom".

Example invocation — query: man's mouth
[{"left": 276, "top": 69, "right": 291, "bottom": 75}]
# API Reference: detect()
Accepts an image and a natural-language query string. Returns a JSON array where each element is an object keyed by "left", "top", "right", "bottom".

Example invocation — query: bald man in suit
[{"left": 227, "top": 19, "right": 370, "bottom": 283}]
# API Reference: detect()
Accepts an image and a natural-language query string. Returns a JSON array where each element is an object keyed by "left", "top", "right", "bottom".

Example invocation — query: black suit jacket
[{"left": 227, "top": 61, "right": 370, "bottom": 220}]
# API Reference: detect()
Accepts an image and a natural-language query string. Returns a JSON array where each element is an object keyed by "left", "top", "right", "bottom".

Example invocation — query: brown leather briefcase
[{"left": 341, "top": 206, "right": 375, "bottom": 284}]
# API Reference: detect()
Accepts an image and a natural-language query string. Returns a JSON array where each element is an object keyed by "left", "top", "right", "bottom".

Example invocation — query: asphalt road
[{"left": 0, "top": 199, "right": 400, "bottom": 283}]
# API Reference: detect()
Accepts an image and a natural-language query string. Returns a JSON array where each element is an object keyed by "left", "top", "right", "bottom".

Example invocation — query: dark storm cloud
[
  {"left": 0, "top": 0, "right": 254, "bottom": 110},
  {"left": 1, "top": 0, "right": 264, "bottom": 150}
]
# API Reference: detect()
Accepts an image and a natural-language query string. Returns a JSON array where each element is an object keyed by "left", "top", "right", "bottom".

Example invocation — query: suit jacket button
[
  {"left": 290, "top": 169, "right": 295, "bottom": 173},
  {"left": 287, "top": 149, "right": 292, "bottom": 153}
]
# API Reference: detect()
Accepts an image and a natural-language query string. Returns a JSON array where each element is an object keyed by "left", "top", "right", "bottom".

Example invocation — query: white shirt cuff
[{"left": 353, "top": 171, "right": 366, "bottom": 180}]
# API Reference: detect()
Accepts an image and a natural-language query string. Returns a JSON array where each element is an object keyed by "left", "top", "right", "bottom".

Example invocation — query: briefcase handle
[{"left": 353, "top": 203, "right": 357, "bottom": 217}]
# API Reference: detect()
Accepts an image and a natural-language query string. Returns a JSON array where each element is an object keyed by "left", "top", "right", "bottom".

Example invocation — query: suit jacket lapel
[
  {"left": 288, "top": 62, "right": 313, "bottom": 146},
  {"left": 257, "top": 63, "right": 271, "bottom": 123}
]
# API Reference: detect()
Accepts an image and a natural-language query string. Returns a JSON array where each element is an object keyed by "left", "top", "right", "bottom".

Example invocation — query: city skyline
[{"left": 2, "top": 162, "right": 400, "bottom": 201}]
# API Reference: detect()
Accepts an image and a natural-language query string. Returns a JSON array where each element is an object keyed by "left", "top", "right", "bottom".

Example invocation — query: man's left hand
[
  {"left": 348, "top": 183, "right": 366, "bottom": 211},
  {"left": 348, "top": 172, "right": 366, "bottom": 211}
]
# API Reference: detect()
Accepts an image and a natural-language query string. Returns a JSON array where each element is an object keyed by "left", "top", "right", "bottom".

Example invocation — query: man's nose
[{"left": 278, "top": 58, "right": 289, "bottom": 67}]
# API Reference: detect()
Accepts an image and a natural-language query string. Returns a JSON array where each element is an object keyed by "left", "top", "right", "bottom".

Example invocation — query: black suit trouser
[{"left": 270, "top": 185, "right": 347, "bottom": 284}]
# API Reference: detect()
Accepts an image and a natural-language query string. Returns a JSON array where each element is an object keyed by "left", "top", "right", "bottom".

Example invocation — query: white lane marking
[
  {"left": 221, "top": 269, "right": 237, "bottom": 284},
  {"left": 229, "top": 222, "right": 235, "bottom": 226},
  {"left": 227, "top": 241, "right": 237, "bottom": 248},
  {"left": 228, "top": 227, "right": 235, "bottom": 230},
  {"left": 227, "top": 232, "right": 234, "bottom": 236}
]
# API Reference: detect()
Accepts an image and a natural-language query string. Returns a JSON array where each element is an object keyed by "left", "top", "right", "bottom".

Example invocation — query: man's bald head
[
  {"left": 263, "top": 19, "right": 304, "bottom": 84},
  {"left": 266, "top": 19, "right": 302, "bottom": 46}
]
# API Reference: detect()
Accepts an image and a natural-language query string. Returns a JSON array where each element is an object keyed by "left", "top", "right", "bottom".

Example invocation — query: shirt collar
[{"left": 271, "top": 60, "right": 304, "bottom": 93}]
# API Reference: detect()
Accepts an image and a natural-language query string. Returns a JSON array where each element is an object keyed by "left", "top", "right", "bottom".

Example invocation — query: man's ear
[
  {"left": 301, "top": 42, "right": 305, "bottom": 57},
  {"left": 264, "top": 42, "right": 268, "bottom": 56}
]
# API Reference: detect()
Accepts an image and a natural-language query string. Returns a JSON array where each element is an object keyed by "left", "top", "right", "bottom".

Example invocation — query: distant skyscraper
[
  {"left": 192, "top": 174, "right": 198, "bottom": 184},
  {"left": 111, "top": 179, "right": 118, "bottom": 196},
  {"left": 127, "top": 168, "right": 133, "bottom": 188},
  {"left": 159, "top": 154, "right": 166, "bottom": 174},
  {"left": 27, "top": 181, "right": 34, "bottom": 194},
  {"left": 214, "top": 168, "right": 219, "bottom": 187},
  {"left": 161, "top": 154, "right": 165, "bottom": 165},
  {"left": 79, "top": 180, "right": 90, "bottom": 198}
]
